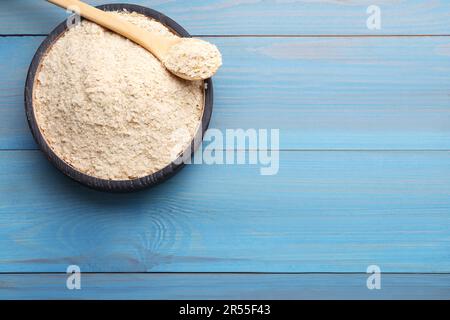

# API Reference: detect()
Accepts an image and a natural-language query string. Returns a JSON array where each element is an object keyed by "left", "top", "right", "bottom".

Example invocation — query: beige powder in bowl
[{"left": 33, "top": 11, "right": 204, "bottom": 180}]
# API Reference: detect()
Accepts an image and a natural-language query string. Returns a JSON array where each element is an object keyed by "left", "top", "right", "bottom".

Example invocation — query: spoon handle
[{"left": 46, "top": 0, "right": 178, "bottom": 60}]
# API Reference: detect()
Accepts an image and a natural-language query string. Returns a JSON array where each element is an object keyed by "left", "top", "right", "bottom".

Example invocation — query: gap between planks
[
  {"left": 2, "top": 34, "right": 450, "bottom": 38},
  {"left": 2, "top": 149, "right": 450, "bottom": 152},
  {"left": 1, "top": 272, "right": 449, "bottom": 275}
]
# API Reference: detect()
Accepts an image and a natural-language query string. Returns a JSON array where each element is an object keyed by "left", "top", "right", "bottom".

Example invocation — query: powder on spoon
[
  {"left": 33, "top": 11, "right": 205, "bottom": 180},
  {"left": 163, "top": 38, "right": 223, "bottom": 80}
]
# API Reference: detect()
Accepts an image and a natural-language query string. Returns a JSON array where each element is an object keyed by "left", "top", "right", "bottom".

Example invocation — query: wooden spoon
[{"left": 46, "top": 0, "right": 222, "bottom": 80}]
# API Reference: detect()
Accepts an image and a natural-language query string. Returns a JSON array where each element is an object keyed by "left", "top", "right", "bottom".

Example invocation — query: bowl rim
[{"left": 24, "top": 3, "right": 213, "bottom": 193}]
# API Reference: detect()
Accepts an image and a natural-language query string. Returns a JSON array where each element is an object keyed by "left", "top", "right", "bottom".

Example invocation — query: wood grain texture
[
  {"left": 1, "top": 0, "right": 450, "bottom": 299},
  {"left": 0, "top": 273, "right": 449, "bottom": 300},
  {"left": 1, "top": 0, "right": 450, "bottom": 35},
  {"left": 2, "top": 36, "right": 450, "bottom": 150},
  {"left": 0, "top": 151, "right": 449, "bottom": 273}
]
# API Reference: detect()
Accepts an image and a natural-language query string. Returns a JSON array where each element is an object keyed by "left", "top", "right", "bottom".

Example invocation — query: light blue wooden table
[{"left": 0, "top": 0, "right": 449, "bottom": 300}]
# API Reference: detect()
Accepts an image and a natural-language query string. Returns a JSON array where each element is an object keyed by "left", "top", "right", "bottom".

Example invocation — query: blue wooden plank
[
  {"left": 0, "top": 37, "right": 40, "bottom": 150},
  {"left": 0, "top": 150, "right": 449, "bottom": 273},
  {"left": 1, "top": 36, "right": 450, "bottom": 150},
  {"left": 0, "top": 273, "right": 448, "bottom": 300},
  {"left": 1, "top": 0, "right": 450, "bottom": 35}
]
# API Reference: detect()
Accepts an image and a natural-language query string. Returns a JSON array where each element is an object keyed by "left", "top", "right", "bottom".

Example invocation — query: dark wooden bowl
[{"left": 24, "top": 4, "right": 213, "bottom": 193}]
